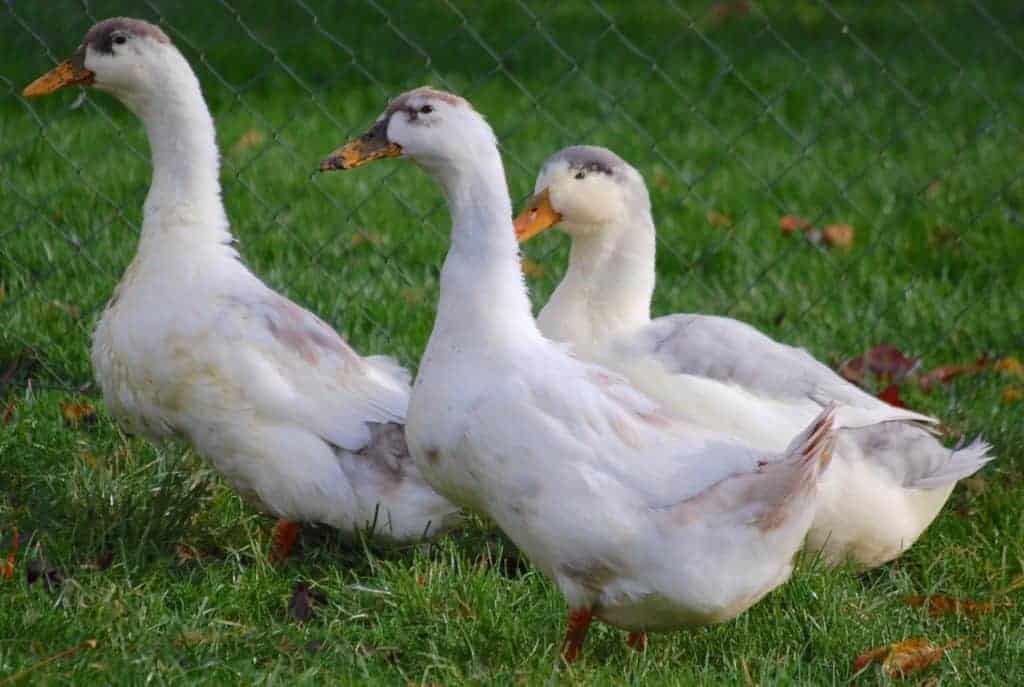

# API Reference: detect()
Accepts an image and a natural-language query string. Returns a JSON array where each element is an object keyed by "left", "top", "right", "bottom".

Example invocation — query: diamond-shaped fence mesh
[{"left": 2, "top": 1, "right": 1022, "bottom": 412}]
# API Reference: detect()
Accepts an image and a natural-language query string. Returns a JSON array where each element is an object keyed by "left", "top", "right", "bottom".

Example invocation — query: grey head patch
[
  {"left": 73, "top": 17, "right": 170, "bottom": 68},
  {"left": 374, "top": 86, "right": 472, "bottom": 134},
  {"left": 385, "top": 86, "right": 469, "bottom": 117},
  {"left": 549, "top": 145, "right": 628, "bottom": 179}
]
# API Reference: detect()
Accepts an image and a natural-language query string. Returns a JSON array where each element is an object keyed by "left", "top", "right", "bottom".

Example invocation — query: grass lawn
[{"left": 2, "top": 0, "right": 1023, "bottom": 683}]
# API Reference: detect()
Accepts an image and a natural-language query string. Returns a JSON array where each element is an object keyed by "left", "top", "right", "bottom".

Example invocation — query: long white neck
[
  {"left": 537, "top": 213, "right": 656, "bottom": 348},
  {"left": 429, "top": 146, "right": 541, "bottom": 352},
  {"left": 127, "top": 56, "right": 232, "bottom": 254}
]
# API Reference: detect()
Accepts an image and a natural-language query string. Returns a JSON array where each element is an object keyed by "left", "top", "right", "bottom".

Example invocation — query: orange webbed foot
[
  {"left": 561, "top": 607, "right": 593, "bottom": 664},
  {"left": 627, "top": 631, "right": 647, "bottom": 652},
  {"left": 269, "top": 519, "right": 300, "bottom": 564}
]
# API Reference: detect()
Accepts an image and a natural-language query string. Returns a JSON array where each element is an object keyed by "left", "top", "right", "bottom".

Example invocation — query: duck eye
[
  {"left": 113, "top": 34, "right": 128, "bottom": 45},
  {"left": 419, "top": 105, "right": 434, "bottom": 114},
  {"left": 575, "top": 172, "right": 586, "bottom": 180}
]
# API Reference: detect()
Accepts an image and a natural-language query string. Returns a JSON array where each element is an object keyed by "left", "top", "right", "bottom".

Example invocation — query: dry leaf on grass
[
  {"left": 903, "top": 594, "right": 1002, "bottom": 619},
  {"left": 1, "top": 402, "right": 14, "bottom": 425},
  {"left": 232, "top": 128, "right": 265, "bottom": 154},
  {"left": 60, "top": 401, "right": 97, "bottom": 426},
  {"left": 708, "top": 0, "right": 750, "bottom": 23},
  {"left": 520, "top": 258, "right": 545, "bottom": 279},
  {"left": 288, "top": 582, "right": 326, "bottom": 624},
  {"left": 707, "top": 210, "right": 733, "bottom": 228},
  {"left": 1002, "top": 386, "right": 1023, "bottom": 405},
  {"left": 779, "top": 214, "right": 811, "bottom": 234},
  {"left": 823, "top": 223, "right": 854, "bottom": 249},
  {"left": 853, "top": 638, "right": 962, "bottom": 679},
  {"left": 838, "top": 345, "right": 919, "bottom": 386},
  {"left": 995, "top": 356, "right": 1024, "bottom": 379},
  {"left": 349, "top": 229, "right": 385, "bottom": 248},
  {"left": 399, "top": 287, "right": 427, "bottom": 306},
  {"left": 918, "top": 356, "right": 990, "bottom": 391}
]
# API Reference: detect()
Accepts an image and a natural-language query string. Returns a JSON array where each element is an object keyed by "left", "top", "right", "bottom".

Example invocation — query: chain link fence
[{"left": 2, "top": 1, "right": 1022, "bottom": 413}]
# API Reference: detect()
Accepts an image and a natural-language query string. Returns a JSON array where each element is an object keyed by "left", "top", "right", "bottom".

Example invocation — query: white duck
[
  {"left": 320, "top": 87, "right": 840, "bottom": 661},
  {"left": 23, "top": 18, "right": 460, "bottom": 560},
  {"left": 513, "top": 145, "right": 994, "bottom": 569}
]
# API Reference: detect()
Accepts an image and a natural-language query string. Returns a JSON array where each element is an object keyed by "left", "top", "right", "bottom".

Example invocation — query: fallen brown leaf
[
  {"left": 399, "top": 287, "right": 426, "bottom": 306},
  {"left": 1, "top": 528, "right": 18, "bottom": 581},
  {"left": 853, "top": 638, "right": 961, "bottom": 679},
  {"left": 903, "top": 594, "right": 1000, "bottom": 619},
  {"left": 61, "top": 401, "right": 97, "bottom": 426},
  {"left": 707, "top": 209, "right": 733, "bottom": 228},
  {"left": 232, "top": 128, "right": 266, "bottom": 154},
  {"left": 1002, "top": 386, "right": 1023, "bottom": 405},
  {"left": 520, "top": 258, "right": 545, "bottom": 279},
  {"left": 877, "top": 384, "right": 907, "bottom": 408},
  {"left": 996, "top": 356, "right": 1024, "bottom": 379},
  {"left": 288, "top": 582, "right": 326, "bottom": 624},
  {"left": 779, "top": 214, "right": 811, "bottom": 234},
  {"left": 918, "top": 356, "right": 990, "bottom": 391},
  {"left": 349, "top": 229, "right": 385, "bottom": 248},
  {"left": 708, "top": 0, "right": 750, "bottom": 23},
  {"left": 838, "top": 345, "right": 919, "bottom": 386},
  {"left": 823, "top": 223, "right": 854, "bottom": 249},
  {"left": 1, "top": 402, "right": 15, "bottom": 425}
]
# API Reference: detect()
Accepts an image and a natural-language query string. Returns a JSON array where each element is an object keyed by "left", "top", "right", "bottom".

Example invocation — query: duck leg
[
  {"left": 269, "top": 519, "right": 300, "bottom": 563},
  {"left": 561, "top": 607, "right": 593, "bottom": 663},
  {"left": 626, "top": 631, "right": 647, "bottom": 652}
]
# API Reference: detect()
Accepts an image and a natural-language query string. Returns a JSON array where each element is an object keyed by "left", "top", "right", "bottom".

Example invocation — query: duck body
[
  {"left": 410, "top": 330, "right": 833, "bottom": 631},
  {"left": 28, "top": 18, "right": 459, "bottom": 545},
  {"left": 518, "top": 145, "right": 994, "bottom": 568},
  {"left": 324, "top": 88, "right": 837, "bottom": 656}
]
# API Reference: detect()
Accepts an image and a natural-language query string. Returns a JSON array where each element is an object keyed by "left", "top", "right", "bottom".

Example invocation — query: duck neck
[
  {"left": 539, "top": 213, "right": 656, "bottom": 346},
  {"left": 129, "top": 58, "right": 232, "bottom": 254},
  {"left": 430, "top": 147, "right": 541, "bottom": 351}
]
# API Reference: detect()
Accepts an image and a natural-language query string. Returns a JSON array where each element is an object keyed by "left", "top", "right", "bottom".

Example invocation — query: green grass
[{"left": 2, "top": 0, "right": 1023, "bottom": 683}]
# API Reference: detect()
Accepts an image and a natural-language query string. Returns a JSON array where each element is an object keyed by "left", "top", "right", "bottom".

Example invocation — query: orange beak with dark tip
[
  {"left": 319, "top": 127, "right": 402, "bottom": 172},
  {"left": 514, "top": 187, "right": 562, "bottom": 243},
  {"left": 23, "top": 60, "right": 95, "bottom": 97}
]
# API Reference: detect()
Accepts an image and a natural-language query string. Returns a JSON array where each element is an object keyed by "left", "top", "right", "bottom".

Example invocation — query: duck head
[
  {"left": 23, "top": 17, "right": 183, "bottom": 114},
  {"left": 513, "top": 145, "right": 650, "bottom": 243},
  {"left": 319, "top": 86, "right": 498, "bottom": 177}
]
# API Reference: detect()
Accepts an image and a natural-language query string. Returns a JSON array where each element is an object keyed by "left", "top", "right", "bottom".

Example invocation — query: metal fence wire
[{"left": 2, "top": 1, "right": 1022, "bottom": 409}]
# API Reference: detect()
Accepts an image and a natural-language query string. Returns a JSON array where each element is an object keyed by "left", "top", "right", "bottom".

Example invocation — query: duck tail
[
  {"left": 905, "top": 437, "right": 995, "bottom": 490},
  {"left": 780, "top": 401, "right": 840, "bottom": 474}
]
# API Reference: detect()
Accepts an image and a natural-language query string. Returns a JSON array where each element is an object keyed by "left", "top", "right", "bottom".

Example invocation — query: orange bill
[
  {"left": 320, "top": 123, "right": 401, "bottom": 172},
  {"left": 23, "top": 60, "right": 95, "bottom": 97},
  {"left": 514, "top": 187, "right": 562, "bottom": 242}
]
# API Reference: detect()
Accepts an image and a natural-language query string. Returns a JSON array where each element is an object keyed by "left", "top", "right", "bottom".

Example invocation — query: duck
[
  {"left": 513, "top": 144, "right": 994, "bottom": 569},
  {"left": 320, "top": 87, "right": 841, "bottom": 662},
  {"left": 22, "top": 18, "right": 460, "bottom": 560}
]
